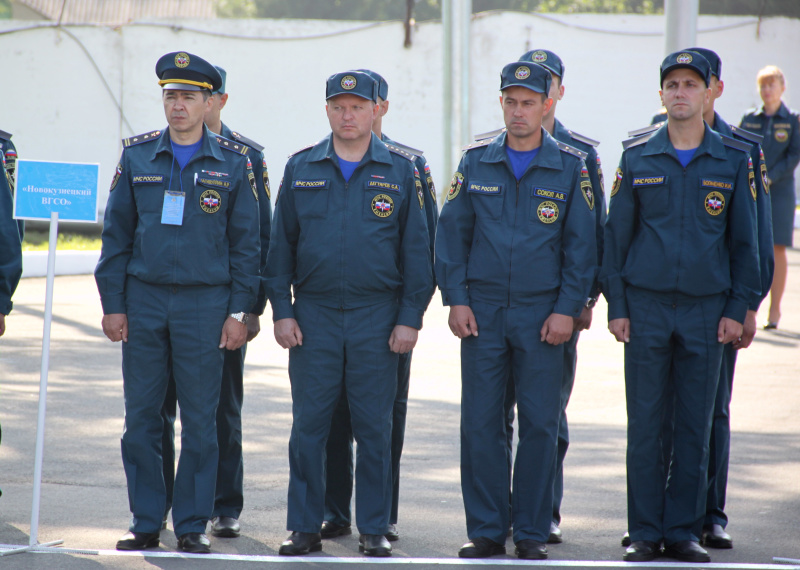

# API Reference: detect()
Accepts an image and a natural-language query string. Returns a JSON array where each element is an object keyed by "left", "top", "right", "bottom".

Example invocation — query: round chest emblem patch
[
  {"left": 515, "top": 66, "right": 531, "bottom": 80},
  {"left": 341, "top": 75, "right": 357, "bottom": 90},
  {"left": 705, "top": 191, "right": 725, "bottom": 215},
  {"left": 371, "top": 194, "right": 394, "bottom": 218},
  {"left": 200, "top": 189, "right": 221, "bottom": 213},
  {"left": 532, "top": 51, "right": 548, "bottom": 63},
  {"left": 175, "top": 52, "right": 190, "bottom": 68},
  {"left": 676, "top": 53, "right": 693, "bottom": 64},
  {"left": 537, "top": 200, "right": 559, "bottom": 223},
  {"left": 775, "top": 129, "right": 788, "bottom": 142}
]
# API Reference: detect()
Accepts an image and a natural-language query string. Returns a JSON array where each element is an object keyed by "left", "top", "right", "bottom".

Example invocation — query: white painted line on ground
[{"left": 1, "top": 545, "right": 797, "bottom": 569}]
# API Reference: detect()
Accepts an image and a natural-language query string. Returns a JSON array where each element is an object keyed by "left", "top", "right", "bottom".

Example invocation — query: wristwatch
[
  {"left": 585, "top": 297, "right": 597, "bottom": 310},
  {"left": 229, "top": 312, "right": 249, "bottom": 325}
]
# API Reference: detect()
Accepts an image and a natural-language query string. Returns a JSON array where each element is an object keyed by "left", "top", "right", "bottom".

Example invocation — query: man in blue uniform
[
  {"left": 0, "top": 139, "right": 22, "bottom": 338},
  {"left": 602, "top": 51, "right": 759, "bottom": 563},
  {"left": 266, "top": 70, "right": 432, "bottom": 558},
  {"left": 623, "top": 48, "right": 774, "bottom": 552},
  {"left": 436, "top": 61, "right": 596, "bottom": 560},
  {"left": 160, "top": 64, "right": 272, "bottom": 540},
  {"left": 95, "top": 51, "right": 260, "bottom": 554},
  {"left": 518, "top": 49, "right": 605, "bottom": 544},
  {"left": 320, "top": 68, "right": 437, "bottom": 544}
]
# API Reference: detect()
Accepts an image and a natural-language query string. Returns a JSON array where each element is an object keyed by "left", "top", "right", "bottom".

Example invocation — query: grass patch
[{"left": 23, "top": 230, "right": 102, "bottom": 251}]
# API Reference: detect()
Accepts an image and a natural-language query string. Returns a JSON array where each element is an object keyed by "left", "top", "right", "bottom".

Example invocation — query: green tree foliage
[
  {"left": 216, "top": 0, "right": 798, "bottom": 20},
  {"left": 0, "top": 0, "right": 11, "bottom": 19}
]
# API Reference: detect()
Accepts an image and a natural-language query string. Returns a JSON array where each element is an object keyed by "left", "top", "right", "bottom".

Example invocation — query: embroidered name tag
[
  {"left": 197, "top": 178, "right": 231, "bottom": 190},
  {"left": 366, "top": 180, "right": 401, "bottom": 192},
  {"left": 533, "top": 187, "right": 566, "bottom": 202},
  {"left": 468, "top": 182, "right": 502, "bottom": 194},
  {"left": 632, "top": 176, "right": 667, "bottom": 186},
  {"left": 132, "top": 175, "right": 164, "bottom": 184},
  {"left": 292, "top": 179, "right": 329, "bottom": 189},
  {"left": 700, "top": 178, "right": 733, "bottom": 191}
]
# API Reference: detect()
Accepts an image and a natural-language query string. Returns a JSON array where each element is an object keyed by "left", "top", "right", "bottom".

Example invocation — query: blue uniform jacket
[
  {"left": 95, "top": 126, "right": 260, "bottom": 316},
  {"left": 712, "top": 112, "right": 774, "bottom": 311},
  {"left": 601, "top": 123, "right": 760, "bottom": 324},
  {"left": 740, "top": 102, "right": 800, "bottom": 189},
  {"left": 435, "top": 129, "right": 597, "bottom": 317},
  {"left": 265, "top": 132, "right": 433, "bottom": 330},
  {"left": 221, "top": 123, "right": 273, "bottom": 316},
  {"left": 0, "top": 155, "right": 21, "bottom": 315},
  {"left": 552, "top": 119, "right": 605, "bottom": 299},
  {"left": 0, "top": 131, "right": 24, "bottom": 240}
]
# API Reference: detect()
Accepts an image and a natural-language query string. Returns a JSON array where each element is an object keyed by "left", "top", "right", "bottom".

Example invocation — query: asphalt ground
[{"left": 1, "top": 233, "right": 798, "bottom": 569}]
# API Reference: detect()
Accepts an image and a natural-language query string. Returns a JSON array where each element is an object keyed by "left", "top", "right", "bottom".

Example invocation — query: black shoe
[
  {"left": 702, "top": 524, "right": 732, "bottom": 549},
  {"left": 279, "top": 531, "right": 322, "bottom": 555},
  {"left": 664, "top": 540, "right": 710, "bottom": 563},
  {"left": 458, "top": 536, "right": 506, "bottom": 558},
  {"left": 515, "top": 539, "right": 548, "bottom": 559},
  {"left": 320, "top": 520, "right": 352, "bottom": 539},
  {"left": 177, "top": 532, "right": 211, "bottom": 554},
  {"left": 116, "top": 531, "right": 160, "bottom": 551},
  {"left": 359, "top": 534, "right": 392, "bottom": 557},
  {"left": 210, "top": 516, "right": 240, "bottom": 538},
  {"left": 385, "top": 523, "right": 399, "bottom": 541},
  {"left": 548, "top": 521, "right": 563, "bottom": 544},
  {"left": 621, "top": 531, "right": 631, "bottom": 547},
  {"left": 623, "top": 540, "right": 660, "bottom": 562}
]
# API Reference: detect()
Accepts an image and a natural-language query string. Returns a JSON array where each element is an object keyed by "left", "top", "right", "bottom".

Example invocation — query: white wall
[{"left": 1, "top": 13, "right": 799, "bottom": 215}]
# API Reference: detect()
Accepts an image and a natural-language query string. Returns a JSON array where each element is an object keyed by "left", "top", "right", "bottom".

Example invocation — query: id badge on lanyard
[{"left": 161, "top": 190, "right": 185, "bottom": 225}]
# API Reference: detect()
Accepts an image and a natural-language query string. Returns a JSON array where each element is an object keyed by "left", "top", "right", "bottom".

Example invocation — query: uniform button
[
  {"left": 672, "top": 303, "right": 677, "bottom": 308},
  {"left": 172, "top": 287, "right": 178, "bottom": 293}
]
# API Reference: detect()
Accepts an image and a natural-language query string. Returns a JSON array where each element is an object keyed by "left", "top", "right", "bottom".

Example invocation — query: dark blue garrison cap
[
  {"left": 155, "top": 51, "right": 222, "bottom": 92},
  {"left": 660, "top": 50, "right": 712, "bottom": 86},
  {"left": 500, "top": 61, "right": 552, "bottom": 95},
  {"left": 325, "top": 70, "right": 378, "bottom": 102},
  {"left": 358, "top": 69, "right": 389, "bottom": 101},
  {"left": 685, "top": 47, "right": 722, "bottom": 79},
  {"left": 213, "top": 65, "right": 227, "bottom": 94},
  {"left": 519, "top": 49, "right": 564, "bottom": 80}
]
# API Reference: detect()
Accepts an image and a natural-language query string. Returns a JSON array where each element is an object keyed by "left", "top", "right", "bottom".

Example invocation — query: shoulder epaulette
[
  {"left": 473, "top": 127, "right": 505, "bottom": 141},
  {"left": 288, "top": 142, "right": 316, "bottom": 158},
  {"left": 215, "top": 135, "right": 250, "bottom": 156},
  {"left": 230, "top": 131, "right": 265, "bottom": 153},
  {"left": 730, "top": 125, "right": 763, "bottom": 145},
  {"left": 385, "top": 143, "right": 416, "bottom": 162},
  {"left": 628, "top": 122, "right": 663, "bottom": 138},
  {"left": 719, "top": 134, "right": 751, "bottom": 153},
  {"left": 622, "top": 130, "right": 657, "bottom": 150},
  {"left": 0, "top": 129, "right": 12, "bottom": 141},
  {"left": 386, "top": 140, "right": 424, "bottom": 158},
  {"left": 567, "top": 129, "right": 600, "bottom": 147},
  {"left": 555, "top": 140, "right": 588, "bottom": 160},
  {"left": 461, "top": 138, "right": 493, "bottom": 152},
  {"left": 122, "top": 130, "right": 162, "bottom": 148}
]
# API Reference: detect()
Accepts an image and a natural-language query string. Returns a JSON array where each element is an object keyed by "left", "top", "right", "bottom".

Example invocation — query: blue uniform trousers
[
  {"left": 660, "top": 342, "right": 736, "bottom": 530},
  {"left": 323, "top": 351, "right": 411, "bottom": 526},
  {"left": 287, "top": 299, "right": 397, "bottom": 535},
  {"left": 503, "top": 330, "right": 579, "bottom": 526},
  {"left": 461, "top": 301, "right": 562, "bottom": 545},
  {"left": 121, "top": 277, "right": 226, "bottom": 537},
  {"left": 161, "top": 344, "right": 246, "bottom": 519},
  {"left": 625, "top": 287, "right": 725, "bottom": 545}
]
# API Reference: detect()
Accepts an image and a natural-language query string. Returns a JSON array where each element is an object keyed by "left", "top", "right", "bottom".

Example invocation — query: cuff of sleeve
[
  {"left": 271, "top": 300, "right": 295, "bottom": 322},
  {"left": 250, "top": 290, "right": 268, "bottom": 316},
  {"left": 101, "top": 295, "right": 126, "bottom": 315},
  {"left": 441, "top": 288, "right": 469, "bottom": 307},
  {"left": 722, "top": 298, "right": 748, "bottom": 325},
  {"left": 228, "top": 294, "right": 253, "bottom": 315},
  {"left": 0, "top": 298, "right": 12, "bottom": 316},
  {"left": 554, "top": 297, "right": 584, "bottom": 318},
  {"left": 396, "top": 307, "right": 423, "bottom": 330},
  {"left": 607, "top": 297, "right": 629, "bottom": 321}
]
